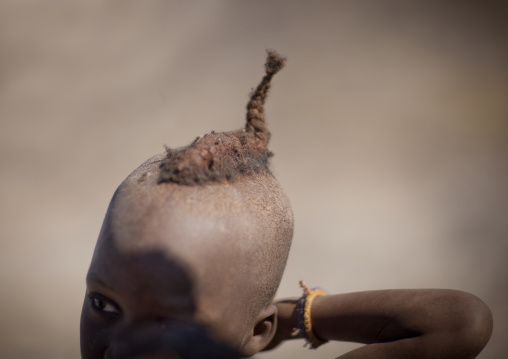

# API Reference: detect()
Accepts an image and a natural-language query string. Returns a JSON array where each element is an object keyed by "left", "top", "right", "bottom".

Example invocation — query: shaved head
[
  {"left": 81, "top": 50, "right": 293, "bottom": 358},
  {"left": 110, "top": 157, "right": 293, "bottom": 317}
]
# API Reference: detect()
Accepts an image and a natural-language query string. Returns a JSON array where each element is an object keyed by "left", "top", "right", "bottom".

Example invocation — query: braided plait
[{"left": 245, "top": 49, "right": 286, "bottom": 148}]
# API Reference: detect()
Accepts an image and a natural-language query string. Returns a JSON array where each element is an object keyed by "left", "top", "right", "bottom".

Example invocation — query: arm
[{"left": 267, "top": 289, "right": 493, "bottom": 359}]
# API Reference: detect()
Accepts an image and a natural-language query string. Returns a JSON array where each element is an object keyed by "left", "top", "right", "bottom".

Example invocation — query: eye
[{"left": 88, "top": 293, "right": 119, "bottom": 315}]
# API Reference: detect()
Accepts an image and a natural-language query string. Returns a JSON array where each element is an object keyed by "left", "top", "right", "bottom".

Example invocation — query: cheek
[{"left": 80, "top": 296, "right": 111, "bottom": 359}]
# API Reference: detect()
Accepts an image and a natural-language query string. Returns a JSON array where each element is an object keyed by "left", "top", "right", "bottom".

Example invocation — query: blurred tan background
[{"left": 0, "top": 1, "right": 507, "bottom": 358}]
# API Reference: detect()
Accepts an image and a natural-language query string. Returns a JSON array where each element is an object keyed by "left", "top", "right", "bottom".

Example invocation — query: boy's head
[{"left": 80, "top": 50, "right": 293, "bottom": 358}]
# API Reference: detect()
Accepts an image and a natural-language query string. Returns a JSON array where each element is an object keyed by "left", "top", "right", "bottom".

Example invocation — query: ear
[{"left": 240, "top": 304, "right": 278, "bottom": 357}]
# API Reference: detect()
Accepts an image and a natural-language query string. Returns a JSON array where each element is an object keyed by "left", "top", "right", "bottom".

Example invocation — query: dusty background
[{"left": 0, "top": 1, "right": 507, "bottom": 358}]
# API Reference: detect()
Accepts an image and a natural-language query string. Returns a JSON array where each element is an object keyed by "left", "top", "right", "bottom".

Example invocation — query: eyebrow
[{"left": 86, "top": 272, "right": 113, "bottom": 291}]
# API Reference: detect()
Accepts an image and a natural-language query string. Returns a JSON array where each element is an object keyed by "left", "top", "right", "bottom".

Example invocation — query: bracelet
[{"left": 292, "top": 280, "right": 328, "bottom": 349}]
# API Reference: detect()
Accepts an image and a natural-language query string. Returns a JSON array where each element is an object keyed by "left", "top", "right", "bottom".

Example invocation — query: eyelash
[{"left": 88, "top": 293, "right": 120, "bottom": 315}]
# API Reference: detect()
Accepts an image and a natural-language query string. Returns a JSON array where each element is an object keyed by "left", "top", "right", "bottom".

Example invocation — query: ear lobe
[{"left": 240, "top": 304, "right": 278, "bottom": 357}]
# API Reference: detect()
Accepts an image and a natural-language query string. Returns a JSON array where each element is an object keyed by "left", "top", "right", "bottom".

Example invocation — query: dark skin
[
  {"left": 81, "top": 169, "right": 493, "bottom": 358},
  {"left": 81, "top": 173, "right": 281, "bottom": 358},
  {"left": 269, "top": 290, "right": 493, "bottom": 358}
]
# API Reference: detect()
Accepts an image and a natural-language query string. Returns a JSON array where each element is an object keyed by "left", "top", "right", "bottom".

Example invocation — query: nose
[
  {"left": 106, "top": 321, "right": 242, "bottom": 359},
  {"left": 103, "top": 321, "right": 152, "bottom": 359},
  {"left": 103, "top": 329, "right": 132, "bottom": 359},
  {"left": 104, "top": 320, "right": 182, "bottom": 359}
]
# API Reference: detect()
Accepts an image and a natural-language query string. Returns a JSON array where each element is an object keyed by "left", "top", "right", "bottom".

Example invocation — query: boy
[{"left": 80, "top": 50, "right": 493, "bottom": 358}]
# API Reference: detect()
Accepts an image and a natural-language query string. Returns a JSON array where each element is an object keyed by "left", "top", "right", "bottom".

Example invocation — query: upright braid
[
  {"left": 158, "top": 49, "right": 286, "bottom": 186},
  {"left": 245, "top": 49, "right": 286, "bottom": 148}
]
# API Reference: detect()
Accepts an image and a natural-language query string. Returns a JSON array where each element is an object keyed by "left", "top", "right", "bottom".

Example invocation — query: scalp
[{"left": 107, "top": 164, "right": 293, "bottom": 325}]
